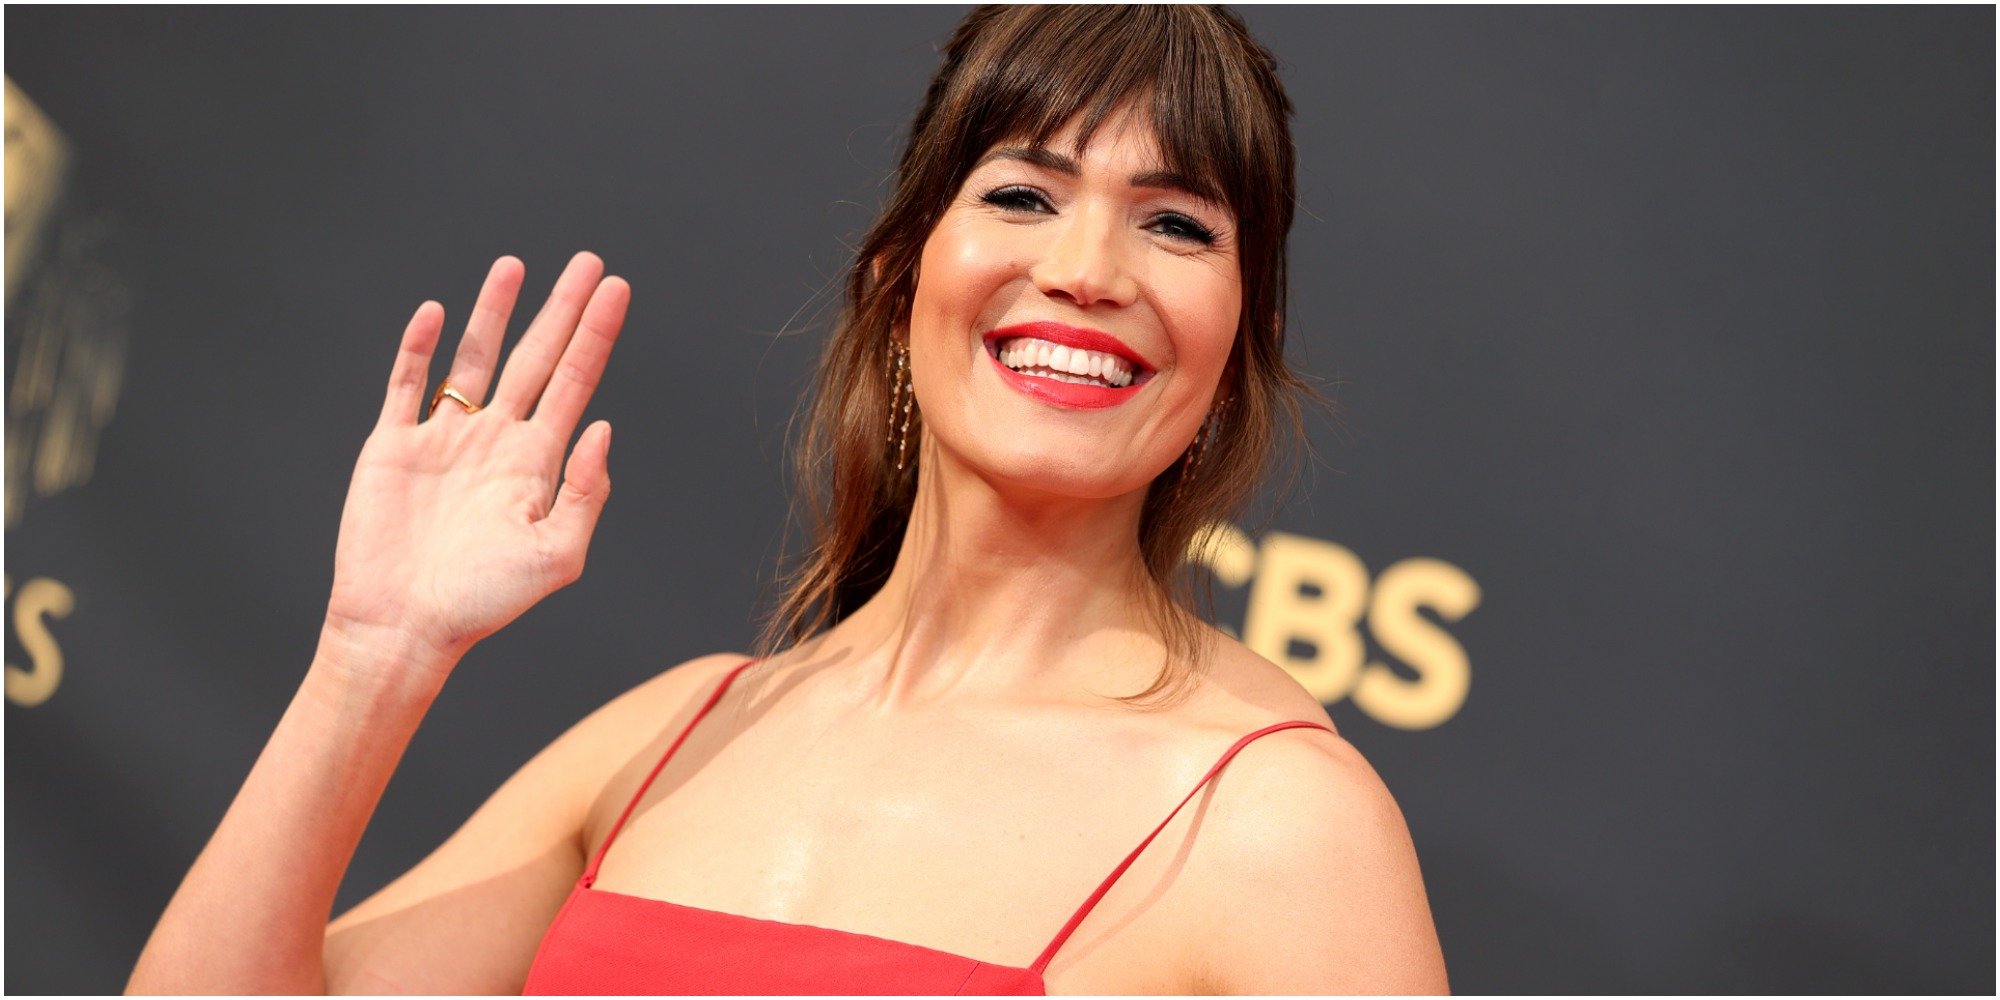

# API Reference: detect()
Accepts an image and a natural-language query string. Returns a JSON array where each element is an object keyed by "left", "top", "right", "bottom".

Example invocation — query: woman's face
[{"left": 905, "top": 109, "right": 1243, "bottom": 503}]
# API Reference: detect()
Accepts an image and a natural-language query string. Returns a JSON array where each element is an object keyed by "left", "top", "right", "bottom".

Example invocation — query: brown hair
[{"left": 757, "top": 5, "right": 1314, "bottom": 705}]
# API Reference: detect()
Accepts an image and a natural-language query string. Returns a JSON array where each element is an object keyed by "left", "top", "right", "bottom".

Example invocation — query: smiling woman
[
  {"left": 125, "top": 5, "right": 1447, "bottom": 997},
  {"left": 769, "top": 5, "right": 1316, "bottom": 709}
]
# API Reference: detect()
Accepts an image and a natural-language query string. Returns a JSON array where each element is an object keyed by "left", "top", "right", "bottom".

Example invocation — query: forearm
[{"left": 126, "top": 622, "right": 456, "bottom": 995}]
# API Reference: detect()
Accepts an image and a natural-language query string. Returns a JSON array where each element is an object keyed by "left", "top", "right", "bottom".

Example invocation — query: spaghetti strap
[
  {"left": 1028, "top": 719, "right": 1337, "bottom": 974},
  {"left": 580, "top": 658, "right": 758, "bottom": 887}
]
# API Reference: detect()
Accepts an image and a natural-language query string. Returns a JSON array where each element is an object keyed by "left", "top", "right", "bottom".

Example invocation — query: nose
[{"left": 1028, "top": 202, "right": 1139, "bottom": 309}]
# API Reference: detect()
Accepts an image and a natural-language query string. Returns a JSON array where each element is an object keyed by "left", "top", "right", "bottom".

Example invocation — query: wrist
[{"left": 312, "top": 615, "right": 462, "bottom": 696}]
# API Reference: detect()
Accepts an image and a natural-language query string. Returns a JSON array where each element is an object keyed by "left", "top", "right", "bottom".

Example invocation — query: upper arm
[
  {"left": 1189, "top": 729, "right": 1450, "bottom": 995},
  {"left": 321, "top": 653, "right": 746, "bottom": 995}
]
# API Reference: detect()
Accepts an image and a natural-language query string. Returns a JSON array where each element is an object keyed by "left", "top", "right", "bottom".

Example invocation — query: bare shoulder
[
  {"left": 566, "top": 652, "right": 750, "bottom": 757},
  {"left": 566, "top": 652, "right": 753, "bottom": 812},
  {"left": 1181, "top": 636, "right": 1450, "bottom": 994},
  {"left": 1193, "top": 630, "right": 1345, "bottom": 734}
]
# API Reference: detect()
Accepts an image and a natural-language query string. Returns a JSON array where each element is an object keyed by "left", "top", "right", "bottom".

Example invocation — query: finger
[
  {"left": 490, "top": 251, "right": 606, "bottom": 418},
  {"left": 377, "top": 301, "right": 445, "bottom": 429},
  {"left": 530, "top": 275, "right": 629, "bottom": 439},
  {"left": 434, "top": 256, "right": 526, "bottom": 420},
  {"left": 537, "top": 420, "right": 612, "bottom": 587}
]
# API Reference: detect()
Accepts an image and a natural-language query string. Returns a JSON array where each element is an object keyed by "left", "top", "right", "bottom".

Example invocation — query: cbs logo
[
  {"left": 4, "top": 574, "right": 72, "bottom": 707},
  {"left": 1192, "top": 525, "right": 1480, "bottom": 730}
]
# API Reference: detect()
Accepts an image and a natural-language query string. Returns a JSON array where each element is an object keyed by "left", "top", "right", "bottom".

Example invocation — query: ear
[
  {"left": 1218, "top": 324, "right": 1254, "bottom": 407},
  {"left": 1222, "top": 308, "right": 1282, "bottom": 405},
  {"left": 873, "top": 254, "right": 921, "bottom": 347},
  {"left": 869, "top": 253, "right": 923, "bottom": 292}
]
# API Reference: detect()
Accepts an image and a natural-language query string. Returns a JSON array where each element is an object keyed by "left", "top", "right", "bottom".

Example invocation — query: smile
[
  {"left": 993, "top": 337, "right": 1135, "bottom": 387},
  {"left": 981, "top": 321, "right": 1155, "bottom": 410}
]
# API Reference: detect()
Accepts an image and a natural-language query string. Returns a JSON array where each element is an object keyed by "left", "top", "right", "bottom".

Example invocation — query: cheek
[
  {"left": 1162, "top": 267, "right": 1243, "bottom": 382},
  {"left": 913, "top": 217, "right": 1022, "bottom": 322}
]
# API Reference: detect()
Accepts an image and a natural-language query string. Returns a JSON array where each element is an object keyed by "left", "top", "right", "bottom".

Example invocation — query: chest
[{"left": 579, "top": 705, "right": 1219, "bottom": 993}]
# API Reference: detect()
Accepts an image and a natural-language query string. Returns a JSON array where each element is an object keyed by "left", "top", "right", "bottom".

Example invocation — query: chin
[{"left": 952, "top": 437, "right": 1164, "bottom": 504}]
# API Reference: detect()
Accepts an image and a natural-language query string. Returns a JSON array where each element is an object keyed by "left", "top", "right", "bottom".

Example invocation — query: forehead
[
  {"left": 972, "top": 116, "right": 1226, "bottom": 212},
  {"left": 991, "top": 102, "right": 1165, "bottom": 170}
]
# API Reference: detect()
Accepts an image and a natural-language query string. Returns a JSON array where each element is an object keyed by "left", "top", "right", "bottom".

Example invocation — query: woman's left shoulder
[
  {"left": 1190, "top": 638, "right": 1396, "bottom": 861},
  {"left": 1177, "top": 638, "right": 1451, "bottom": 994}
]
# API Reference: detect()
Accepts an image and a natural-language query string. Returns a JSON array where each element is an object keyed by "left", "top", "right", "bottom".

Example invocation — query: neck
[{"left": 820, "top": 437, "right": 1169, "bottom": 709}]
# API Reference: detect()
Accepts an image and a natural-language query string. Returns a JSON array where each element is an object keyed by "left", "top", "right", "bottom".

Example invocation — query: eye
[
  {"left": 1149, "top": 212, "right": 1216, "bottom": 246},
  {"left": 980, "top": 184, "right": 1053, "bottom": 214}
]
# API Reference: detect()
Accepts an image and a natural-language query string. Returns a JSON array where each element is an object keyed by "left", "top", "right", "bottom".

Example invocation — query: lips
[
  {"left": 983, "top": 321, "right": 1155, "bottom": 372},
  {"left": 981, "top": 321, "right": 1155, "bottom": 410}
]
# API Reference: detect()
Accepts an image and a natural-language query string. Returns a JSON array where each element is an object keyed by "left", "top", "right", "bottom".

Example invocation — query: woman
[{"left": 129, "top": 6, "right": 1447, "bottom": 995}]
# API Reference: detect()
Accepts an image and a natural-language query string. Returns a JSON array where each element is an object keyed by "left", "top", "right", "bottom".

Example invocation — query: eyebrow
[{"left": 973, "top": 145, "right": 1224, "bottom": 207}]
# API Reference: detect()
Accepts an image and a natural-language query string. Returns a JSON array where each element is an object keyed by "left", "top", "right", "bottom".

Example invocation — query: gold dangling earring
[
  {"left": 888, "top": 341, "right": 915, "bottom": 471},
  {"left": 1193, "top": 397, "right": 1228, "bottom": 471},
  {"left": 1173, "top": 400, "right": 1224, "bottom": 502}
]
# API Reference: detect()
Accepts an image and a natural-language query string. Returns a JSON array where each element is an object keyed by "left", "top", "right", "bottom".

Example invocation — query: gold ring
[{"left": 428, "top": 380, "right": 483, "bottom": 417}]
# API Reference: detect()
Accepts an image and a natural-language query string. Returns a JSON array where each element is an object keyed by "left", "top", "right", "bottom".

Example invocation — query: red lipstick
[{"left": 982, "top": 321, "right": 1155, "bottom": 411}]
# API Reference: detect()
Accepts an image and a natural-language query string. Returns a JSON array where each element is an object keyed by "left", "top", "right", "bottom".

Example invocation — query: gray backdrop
[{"left": 5, "top": 7, "right": 1992, "bottom": 994}]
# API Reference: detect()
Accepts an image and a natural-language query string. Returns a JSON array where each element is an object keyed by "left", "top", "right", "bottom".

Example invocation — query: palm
[
  {"left": 334, "top": 418, "right": 561, "bottom": 647},
  {"left": 324, "top": 253, "right": 628, "bottom": 664}
]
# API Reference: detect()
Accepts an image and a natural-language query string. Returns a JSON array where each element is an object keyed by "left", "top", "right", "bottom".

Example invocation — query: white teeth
[{"left": 992, "top": 336, "right": 1138, "bottom": 388}]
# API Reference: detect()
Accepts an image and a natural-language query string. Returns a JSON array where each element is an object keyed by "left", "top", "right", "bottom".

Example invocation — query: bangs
[{"left": 933, "top": 6, "right": 1287, "bottom": 222}]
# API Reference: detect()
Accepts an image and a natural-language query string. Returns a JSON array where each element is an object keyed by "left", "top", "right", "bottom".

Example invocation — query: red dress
[{"left": 523, "top": 659, "right": 1336, "bottom": 995}]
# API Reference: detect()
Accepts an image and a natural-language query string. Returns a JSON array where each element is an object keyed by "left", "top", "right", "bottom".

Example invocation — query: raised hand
[{"left": 323, "top": 252, "right": 629, "bottom": 677}]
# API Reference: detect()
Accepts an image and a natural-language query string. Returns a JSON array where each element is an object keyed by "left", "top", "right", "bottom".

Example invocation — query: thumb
[{"left": 542, "top": 420, "right": 612, "bottom": 583}]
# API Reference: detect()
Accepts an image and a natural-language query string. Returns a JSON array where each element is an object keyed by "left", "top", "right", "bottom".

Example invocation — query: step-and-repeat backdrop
[{"left": 5, "top": 7, "right": 1991, "bottom": 993}]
